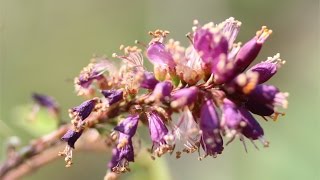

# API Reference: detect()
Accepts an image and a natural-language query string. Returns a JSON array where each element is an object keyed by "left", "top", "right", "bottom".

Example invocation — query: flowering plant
[{"left": 0, "top": 17, "right": 288, "bottom": 180}]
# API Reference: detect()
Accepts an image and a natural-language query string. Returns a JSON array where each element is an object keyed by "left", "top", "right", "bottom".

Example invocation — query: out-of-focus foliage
[
  {"left": 12, "top": 105, "right": 58, "bottom": 137},
  {"left": 0, "top": 0, "right": 319, "bottom": 180}
]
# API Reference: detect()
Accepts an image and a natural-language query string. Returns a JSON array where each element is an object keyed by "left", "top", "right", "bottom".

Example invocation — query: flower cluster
[{"left": 59, "top": 17, "right": 288, "bottom": 175}]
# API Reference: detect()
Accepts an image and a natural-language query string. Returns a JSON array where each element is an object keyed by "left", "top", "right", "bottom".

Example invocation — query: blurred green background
[{"left": 0, "top": 0, "right": 319, "bottom": 179}]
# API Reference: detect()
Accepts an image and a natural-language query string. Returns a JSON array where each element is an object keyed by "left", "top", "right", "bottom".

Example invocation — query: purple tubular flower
[
  {"left": 249, "top": 85, "right": 288, "bottom": 107},
  {"left": 201, "top": 131, "right": 224, "bottom": 156},
  {"left": 248, "top": 53, "right": 284, "bottom": 84},
  {"left": 147, "top": 42, "right": 175, "bottom": 68},
  {"left": 61, "top": 129, "right": 83, "bottom": 148},
  {"left": 74, "top": 60, "right": 111, "bottom": 96},
  {"left": 32, "top": 93, "right": 59, "bottom": 111},
  {"left": 199, "top": 99, "right": 224, "bottom": 156},
  {"left": 234, "top": 27, "right": 272, "bottom": 73},
  {"left": 245, "top": 100, "right": 274, "bottom": 116},
  {"left": 171, "top": 87, "right": 198, "bottom": 108},
  {"left": 140, "top": 72, "right": 159, "bottom": 90},
  {"left": 101, "top": 89, "right": 123, "bottom": 105},
  {"left": 248, "top": 62, "right": 277, "bottom": 84},
  {"left": 114, "top": 115, "right": 139, "bottom": 137},
  {"left": 147, "top": 111, "right": 173, "bottom": 157},
  {"left": 148, "top": 111, "right": 169, "bottom": 144},
  {"left": 200, "top": 99, "right": 220, "bottom": 131},
  {"left": 193, "top": 27, "right": 229, "bottom": 65},
  {"left": 214, "top": 27, "right": 272, "bottom": 85},
  {"left": 245, "top": 84, "right": 288, "bottom": 116},
  {"left": 238, "top": 107, "right": 264, "bottom": 140},
  {"left": 150, "top": 81, "right": 173, "bottom": 101},
  {"left": 69, "top": 98, "right": 98, "bottom": 121},
  {"left": 109, "top": 133, "right": 134, "bottom": 173},
  {"left": 221, "top": 98, "right": 242, "bottom": 131}
]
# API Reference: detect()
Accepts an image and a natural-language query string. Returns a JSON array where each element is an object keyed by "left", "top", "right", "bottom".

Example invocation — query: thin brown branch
[
  {"left": 0, "top": 101, "right": 126, "bottom": 179},
  {"left": 1, "top": 129, "right": 110, "bottom": 180}
]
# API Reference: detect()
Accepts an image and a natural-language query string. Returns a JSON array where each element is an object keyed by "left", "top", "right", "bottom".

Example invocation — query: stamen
[
  {"left": 149, "top": 29, "right": 170, "bottom": 43},
  {"left": 58, "top": 145, "right": 73, "bottom": 167},
  {"left": 228, "top": 42, "right": 242, "bottom": 60},
  {"left": 134, "top": 40, "right": 147, "bottom": 48},
  {"left": 265, "top": 53, "right": 286, "bottom": 66},
  {"left": 186, "top": 33, "right": 194, "bottom": 44},
  {"left": 250, "top": 139, "right": 260, "bottom": 150},
  {"left": 256, "top": 26, "right": 273, "bottom": 44},
  {"left": 258, "top": 136, "right": 270, "bottom": 147},
  {"left": 240, "top": 136, "right": 248, "bottom": 153},
  {"left": 222, "top": 17, "right": 242, "bottom": 49},
  {"left": 274, "top": 92, "right": 289, "bottom": 109},
  {"left": 271, "top": 112, "right": 286, "bottom": 121}
]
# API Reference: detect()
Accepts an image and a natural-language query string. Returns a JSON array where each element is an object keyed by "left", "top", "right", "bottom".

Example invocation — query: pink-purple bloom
[
  {"left": 140, "top": 72, "right": 159, "bottom": 90},
  {"left": 114, "top": 115, "right": 139, "bottom": 137},
  {"left": 108, "top": 133, "right": 135, "bottom": 173},
  {"left": 101, "top": 89, "right": 123, "bottom": 106},
  {"left": 149, "top": 81, "right": 173, "bottom": 102},
  {"left": 69, "top": 98, "right": 98, "bottom": 121},
  {"left": 199, "top": 99, "right": 224, "bottom": 156},
  {"left": 245, "top": 84, "right": 288, "bottom": 116},
  {"left": 171, "top": 87, "right": 198, "bottom": 108},
  {"left": 61, "top": 129, "right": 83, "bottom": 148},
  {"left": 238, "top": 108, "right": 265, "bottom": 142},
  {"left": 193, "top": 28, "right": 228, "bottom": 67},
  {"left": 248, "top": 53, "right": 284, "bottom": 84},
  {"left": 147, "top": 110, "right": 174, "bottom": 158},
  {"left": 32, "top": 93, "right": 59, "bottom": 112},
  {"left": 147, "top": 42, "right": 176, "bottom": 68},
  {"left": 221, "top": 98, "right": 242, "bottom": 131}
]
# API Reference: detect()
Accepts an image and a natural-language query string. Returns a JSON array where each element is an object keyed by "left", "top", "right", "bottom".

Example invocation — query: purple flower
[
  {"left": 234, "top": 26, "right": 272, "bottom": 73},
  {"left": 147, "top": 42, "right": 176, "bottom": 68},
  {"left": 171, "top": 87, "right": 198, "bottom": 108},
  {"left": 32, "top": 93, "right": 59, "bottom": 111},
  {"left": 199, "top": 99, "right": 224, "bottom": 156},
  {"left": 238, "top": 107, "right": 268, "bottom": 146},
  {"left": 101, "top": 89, "right": 123, "bottom": 106},
  {"left": 221, "top": 98, "right": 243, "bottom": 132},
  {"left": 245, "top": 100, "right": 275, "bottom": 116},
  {"left": 248, "top": 53, "right": 285, "bottom": 84},
  {"left": 109, "top": 133, "right": 135, "bottom": 173},
  {"left": 140, "top": 72, "right": 159, "bottom": 90},
  {"left": 31, "top": 93, "right": 60, "bottom": 120},
  {"left": 213, "top": 27, "right": 272, "bottom": 84},
  {"left": 148, "top": 81, "right": 173, "bottom": 102},
  {"left": 59, "top": 129, "right": 84, "bottom": 167},
  {"left": 193, "top": 26, "right": 228, "bottom": 66},
  {"left": 147, "top": 111, "right": 174, "bottom": 157},
  {"left": 74, "top": 59, "right": 111, "bottom": 96},
  {"left": 69, "top": 98, "right": 98, "bottom": 121},
  {"left": 61, "top": 129, "right": 83, "bottom": 148},
  {"left": 245, "top": 84, "right": 288, "bottom": 116},
  {"left": 114, "top": 115, "right": 139, "bottom": 137}
]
